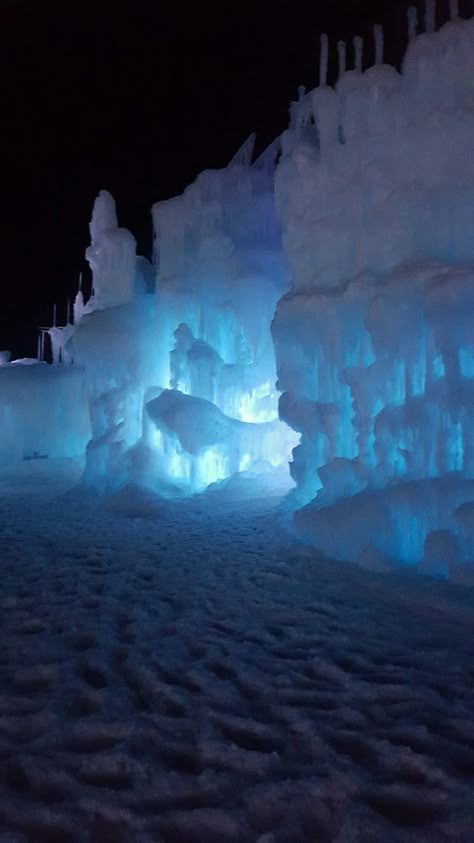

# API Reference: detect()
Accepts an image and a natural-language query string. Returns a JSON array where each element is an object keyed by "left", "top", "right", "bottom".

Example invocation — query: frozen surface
[
  {"left": 0, "top": 461, "right": 473, "bottom": 841},
  {"left": 273, "top": 14, "right": 474, "bottom": 571}
]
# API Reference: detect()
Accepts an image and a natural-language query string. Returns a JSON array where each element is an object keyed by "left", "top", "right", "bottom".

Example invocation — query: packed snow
[{"left": 0, "top": 460, "right": 473, "bottom": 841}]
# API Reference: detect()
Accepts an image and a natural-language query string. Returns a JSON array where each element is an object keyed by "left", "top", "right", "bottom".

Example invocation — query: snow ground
[{"left": 0, "top": 460, "right": 473, "bottom": 842}]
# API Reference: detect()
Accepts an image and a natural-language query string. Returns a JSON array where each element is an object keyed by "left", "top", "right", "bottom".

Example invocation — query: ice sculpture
[
  {"left": 273, "top": 9, "right": 474, "bottom": 577},
  {"left": 0, "top": 3, "right": 472, "bottom": 580}
]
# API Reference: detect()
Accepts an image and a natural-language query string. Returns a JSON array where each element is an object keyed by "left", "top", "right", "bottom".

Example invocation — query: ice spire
[
  {"left": 74, "top": 290, "right": 85, "bottom": 325},
  {"left": 74, "top": 272, "right": 85, "bottom": 324},
  {"left": 353, "top": 36, "right": 363, "bottom": 72},
  {"left": 319, "top": 34, "right": 328, "bottom": 86},
  {"left": 89, "top": 190, "right": 118, "bottom": 243},
  {"left": 86, "top": 190, "right": 137, "bottom": 308},
  {"left": 408, "top": 6, "right": 418, "bottom": 42},
  {"left": 229, "top": 133, "right": 256, "bottom": 168},
  {"left": 374, "top": 24, "right": 384, "bottom": 65},
  {"left": 337, "top": 41, "right": 346, "bottom": 79},
  {"left": 425, "top": 0, "right": 436, "bottom": 33},
  {"left": 252, "top": 135, "right": 281, "bottom": 176},
  {"left": 449, "top": 0, "right": 459, "bottom": 19}
]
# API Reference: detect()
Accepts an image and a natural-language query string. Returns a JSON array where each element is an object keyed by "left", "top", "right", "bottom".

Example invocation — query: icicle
[
  {"left": 289, "top": 100, "right": 297, "bottom": 130},
  {"left": 353, "top": 36, "right": 363, "bottom": 73},
  {"left": 78, "top": 271, "right": 82, "bottom": 291},
  {"left": 296, "top": 86, "right": 306, "bottom": 129},
  {"left": 374, "top": 24, "right": 384, "bottom": 65},
  {"left": 449, "top": 0, "right": 459, "bottom": 19},
  {"left": 74, "top": 290, "right": 85, "bottom": 325},
  {"left": 425, "top": 0, "right": 435, "bottom": 34},
  {"left": 408, "top": 6, "right": 418, "bottom": 42},
  {"left": 37, "top": 334, "right": 41, "bottom": 362},
  {"left": 337, "top": 41, "right": 346, "bottom": 79},
  {"left": 319, "top": 34, "right": 328, "bottom": 87}
]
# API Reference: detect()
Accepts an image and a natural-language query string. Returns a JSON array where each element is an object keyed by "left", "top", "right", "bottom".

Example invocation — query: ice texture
[{"left": 273, "top": 14, "right": 474, "bottom": 574}]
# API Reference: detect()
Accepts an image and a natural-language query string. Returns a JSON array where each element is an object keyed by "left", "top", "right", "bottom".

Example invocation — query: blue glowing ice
[{"left": 0, "top": 5, "right": 472, "bottom": 579}]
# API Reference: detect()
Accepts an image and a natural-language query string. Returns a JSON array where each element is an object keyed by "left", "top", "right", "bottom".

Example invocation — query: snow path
[{"left": 0, "top": 461, "right": 473, "bottom": 842}]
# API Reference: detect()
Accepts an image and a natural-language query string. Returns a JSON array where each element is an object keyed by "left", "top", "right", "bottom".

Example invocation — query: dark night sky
[{"left": 2, "top": 0, "right": 472, "bottom": 357}]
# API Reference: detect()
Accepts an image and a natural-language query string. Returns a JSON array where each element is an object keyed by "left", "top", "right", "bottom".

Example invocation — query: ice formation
[
  {"left": 0, "top": 360, "right": 89, "bottom": 465},
  {"left": 273, "top": 9, "right": 474, "bottom": 576},
  {"left": 56, "top": 150, "right": 295, "bottom": 493},
  {"left": 0, "top": 3, "right": 472, "bottom": 576}
]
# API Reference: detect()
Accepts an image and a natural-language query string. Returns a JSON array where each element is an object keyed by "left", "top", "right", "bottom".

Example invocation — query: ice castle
[{"left": 1, "top": 1, "right": 473, "bottom": 578}]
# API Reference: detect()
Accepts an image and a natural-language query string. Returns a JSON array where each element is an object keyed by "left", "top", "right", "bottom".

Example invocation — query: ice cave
[{"left": 1, "top": 4, "right": 473, "bottom": 579}]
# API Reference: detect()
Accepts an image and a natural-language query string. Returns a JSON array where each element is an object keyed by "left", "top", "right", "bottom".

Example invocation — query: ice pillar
[
  {"left": 337, "top": 41, "right": 346, "bottom": 79},
  {"left": 319, "top": 33, "right": 328, "bottom": 86},
  {"left": 425, "top": 0, "right": 436, "bottom": 34},
  {"left": 374, "top": 24, "right": 384, "bottom": 65},
  {"left": 353, "top": 36, "right": 363, "bottom": 72},
  {"left": 408, "top": 6, "right": 418, "bottom": 43}
]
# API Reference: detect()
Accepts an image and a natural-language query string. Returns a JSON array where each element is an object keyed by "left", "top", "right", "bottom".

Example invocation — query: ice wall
[
  {"left": 70, "top": 144, "right": 296, "bottom": 493},
  {"left": 69, "top": 299, "right": 161, "bottom": 492},
  {"left": 272, "top": 10, "right": 474, "bottom": 577},
  {"left": 0, "top": 361, "right": 89, "bottom": 467},
  {"left": 152, "top": 139, "right": 288, "bottom": 401},
  {"left": 139, "top": 144, "right": 297, "bottom": 491}
]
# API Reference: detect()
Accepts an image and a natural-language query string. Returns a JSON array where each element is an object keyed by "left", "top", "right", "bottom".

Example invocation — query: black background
[{"left": 2, "top": 0, "right": 472, "bottom": 357}]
